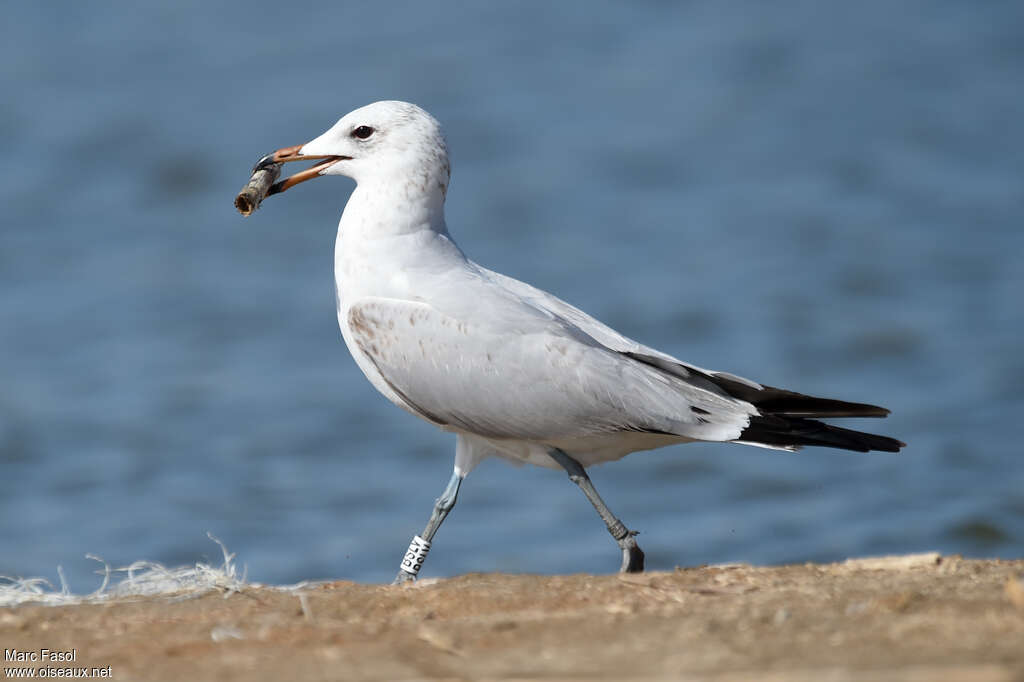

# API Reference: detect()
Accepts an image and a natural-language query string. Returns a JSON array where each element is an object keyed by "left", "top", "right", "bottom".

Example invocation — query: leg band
[{"left": 399, "top": 535, "right": 431, "bottom": 576}]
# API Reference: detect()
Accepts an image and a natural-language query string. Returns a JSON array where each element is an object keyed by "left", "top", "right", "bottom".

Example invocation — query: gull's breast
[{"left": 331, "top": 218, "right": 470, "bottom": 421}]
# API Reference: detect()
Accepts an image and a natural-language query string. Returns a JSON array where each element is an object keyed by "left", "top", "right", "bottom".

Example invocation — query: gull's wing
[
  {"left": 483, "top": 268, "right": 892, "bottom": 419},
  {"left": 346, "top": 295, "right": 755, "bottom": 444},
  {"left": 479, "top": 268, "right": 902, "bottom": 452},
  {"left": 484, "top": 268, "right": 769, "bottom": 387}
]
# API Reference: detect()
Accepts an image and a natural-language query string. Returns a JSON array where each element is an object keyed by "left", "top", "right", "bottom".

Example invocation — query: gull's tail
[
  {"left": 736, "top": 413, "right": 904, "bottom": 452},
  {"left": 620, "top": 351, "right": 905, "bottom": 453},
  {"left": 717, "top": 381, "right": 904, "bottom": 453},
  {"left": 686, "top": 367, "right": 904, "bottom": 453}
]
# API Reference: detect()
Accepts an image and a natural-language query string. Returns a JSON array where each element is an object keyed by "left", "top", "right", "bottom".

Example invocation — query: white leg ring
[{"left": 399, "top": 535, "right": 431, "bottom": 576}]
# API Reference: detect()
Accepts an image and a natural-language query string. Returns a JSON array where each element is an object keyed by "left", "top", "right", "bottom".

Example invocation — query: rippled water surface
[{"left": 2, "top": 1, "right": 1022, "bottom": 589}]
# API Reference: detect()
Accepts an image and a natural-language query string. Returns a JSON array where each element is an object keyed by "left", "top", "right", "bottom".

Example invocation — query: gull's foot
[
  {"left": 618, "top": 532, "right": 645, "bottom": 573},
  {"left": 392, "top": 570, "right": 416, "bottom": 585}
]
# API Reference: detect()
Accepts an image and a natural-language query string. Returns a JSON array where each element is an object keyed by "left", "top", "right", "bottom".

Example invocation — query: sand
[{"left": 2, "top": 554, "right": 1022, "bottom": 681}]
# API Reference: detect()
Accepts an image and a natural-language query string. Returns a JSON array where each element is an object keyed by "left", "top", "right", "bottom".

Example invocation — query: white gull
[{"left": 254, "top": 101, "right": 904, "bottom": 583}]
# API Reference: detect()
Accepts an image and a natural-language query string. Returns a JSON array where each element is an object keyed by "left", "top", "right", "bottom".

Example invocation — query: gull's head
[{"left": 262, "top": 101, "right": 450, "bottom": 198}]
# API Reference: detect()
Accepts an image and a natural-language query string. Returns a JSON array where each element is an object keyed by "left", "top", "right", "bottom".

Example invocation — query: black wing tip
[
  {"left": 847, "top": 403, "right": 890, "bottom": 418},
  {"left": 867, "top": 435, "right": 905, "bottom": 453},
  {"left": 621, "top": 350, "right": 896, "bottom": 418},
  {"left": 850, "top": 403, "right": 890, "bottom": 418},
  {"left": 740, "top": 416, "right": 905, "bottom": 453},
  {"left": 755, "top": 398, "right": 891, "bottom": 419}
]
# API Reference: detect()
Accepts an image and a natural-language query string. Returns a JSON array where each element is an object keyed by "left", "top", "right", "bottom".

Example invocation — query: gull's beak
[{"left": 258, "top": 145, "right": 349, "bottom": 196}]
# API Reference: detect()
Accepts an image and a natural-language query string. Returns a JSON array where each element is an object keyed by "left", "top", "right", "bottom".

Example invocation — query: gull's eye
[{"left": 352, "top": 126, "right": 375, "bottom": 140}]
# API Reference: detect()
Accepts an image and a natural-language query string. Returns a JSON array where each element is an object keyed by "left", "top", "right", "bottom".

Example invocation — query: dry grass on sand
[{"left": 2, "top": 554, "right": 1023, "bottom": 681}]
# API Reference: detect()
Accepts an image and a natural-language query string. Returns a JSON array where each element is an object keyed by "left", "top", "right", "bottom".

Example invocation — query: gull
[{"left": 253, "top": 101, "right": 904, "bottom": 584}]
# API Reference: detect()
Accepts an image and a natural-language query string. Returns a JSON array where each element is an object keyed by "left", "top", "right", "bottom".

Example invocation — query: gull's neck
[
  {"left": 340, "top": 169, "right": 450, "bottom": 240},
  {"left": 334, "top": 171, "right": 465, "bottom": 303}
]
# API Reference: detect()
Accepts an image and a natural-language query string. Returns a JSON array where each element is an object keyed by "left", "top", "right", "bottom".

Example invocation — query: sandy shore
[{"left": 2, "top": 554, "right": 1022, "bottom": 681}]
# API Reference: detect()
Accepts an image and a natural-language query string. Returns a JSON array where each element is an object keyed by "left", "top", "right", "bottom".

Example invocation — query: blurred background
[{"left": 1, "top": 1, "right": 1021, "bottom": 590}]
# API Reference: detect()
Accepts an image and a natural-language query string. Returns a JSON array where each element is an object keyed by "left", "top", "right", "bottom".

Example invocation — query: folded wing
[{"left": 346, "top": 296, "right": 756, "bottom": 444}]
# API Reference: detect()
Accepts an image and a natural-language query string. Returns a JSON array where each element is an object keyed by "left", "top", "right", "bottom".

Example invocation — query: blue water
[{"left": 2, "top": 1, "right": 1022, "bottom": 590}]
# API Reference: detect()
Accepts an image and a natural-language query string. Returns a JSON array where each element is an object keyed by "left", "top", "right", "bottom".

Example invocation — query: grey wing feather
[
  {"left": 346, "top": 296, "right": 754, "bottom": 443},
  {"left": 484, "top": 269, "right": 891, "bottom": 418},
  {"left": 483, "top": 269, "right": 765, "bottom": 389}
]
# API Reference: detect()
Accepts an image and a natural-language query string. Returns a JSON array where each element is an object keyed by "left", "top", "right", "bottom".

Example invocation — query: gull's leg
[
  {"left": 393, "top": 470, "right": 463, "bottom": 584},
  {"left": 548, "top": 448, "right": 644, "bottom": 573}
]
